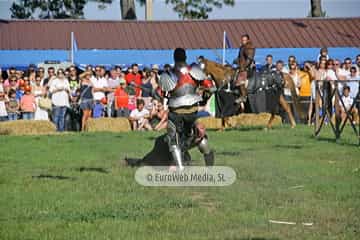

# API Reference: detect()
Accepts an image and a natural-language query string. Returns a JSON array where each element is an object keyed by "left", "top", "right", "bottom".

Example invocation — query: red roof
[{"left": 0, "top": 18, "right": 359, "bottom": 50}]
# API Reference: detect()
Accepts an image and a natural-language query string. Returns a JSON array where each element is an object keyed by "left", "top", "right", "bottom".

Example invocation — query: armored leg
[
  {"left": 197, "top": 137, "right": 214, "bottom": 166},
  {"left": 166, "top": 119, "right": 184, "bottom": 170}
]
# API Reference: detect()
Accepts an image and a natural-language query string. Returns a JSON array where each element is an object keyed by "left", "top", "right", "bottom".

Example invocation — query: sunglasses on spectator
[{"left": 345, "top": 61, "right": 352, "bottom": 64}]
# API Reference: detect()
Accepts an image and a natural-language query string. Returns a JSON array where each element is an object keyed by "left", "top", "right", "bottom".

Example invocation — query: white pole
[
  {"left": 222, "top": 31, "right": 226, "bottom": 65},
  {"left": 145, "top": 0, "right": 153, "bottom": 20},
  {"left": 71, "top": 32, "right": 74, "bottom": 64}
]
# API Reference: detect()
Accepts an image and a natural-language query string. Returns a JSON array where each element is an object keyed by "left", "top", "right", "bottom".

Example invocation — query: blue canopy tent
[{"left": 0, "top": 48, "right": 358, "bottom": 70}]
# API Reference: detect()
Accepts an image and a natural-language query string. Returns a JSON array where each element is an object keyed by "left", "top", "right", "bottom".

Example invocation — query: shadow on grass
[
  {"left": 217, "top": 148, "right": 255, "bottom": 156},
  {"left": 76, "top": 167, "right": 109, "bottom": 174},
  {"left": 234, "top": 238, "right": 279, "bottom": 240},
  {"left": 273, "top": 144, "right": 303, "bottom": 149},
  {"left": 311, "top": 135, "right": 360, "bottom": 147},
  {"left": 32, "top": 174, "right": 76, "bottom": 180}
]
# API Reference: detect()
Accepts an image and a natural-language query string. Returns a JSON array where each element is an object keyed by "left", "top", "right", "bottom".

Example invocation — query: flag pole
[
  {"left": 71, "top": 32, "right": 74, "bottom": 64},
  {"left": 222, "top": 31, "right": 226, "bottom": 65}
]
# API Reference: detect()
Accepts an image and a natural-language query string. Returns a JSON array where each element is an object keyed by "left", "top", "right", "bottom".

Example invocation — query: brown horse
[{"left": 199, "top": 58, "right": 303, "bottom": 129}]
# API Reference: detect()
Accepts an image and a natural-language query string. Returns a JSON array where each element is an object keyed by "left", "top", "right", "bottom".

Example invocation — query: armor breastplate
[{"left": 168, "top": 67, "right": 202, "bottom": 108}]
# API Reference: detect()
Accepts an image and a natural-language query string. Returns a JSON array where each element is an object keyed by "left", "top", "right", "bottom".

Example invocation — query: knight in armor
[
  {"left": 235, "top": 34, "right": 256, "bottom": 105},
  {"left": 159, "top": 48, "right": 214, "bottom": 170}
]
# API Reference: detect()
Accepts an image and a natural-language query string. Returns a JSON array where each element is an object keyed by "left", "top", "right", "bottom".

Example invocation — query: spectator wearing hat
[
  {"left": 6, "top": 89, "right": 19, "bottom": 121},
  {"left": 20, "top": 85, "right": 36, "bottom": 120},
  {"left": 0, "top": 91, "right": 8, "bottom": 121},
  {"left": 49, "top": 68, "right": 70, "bottom": 131},
  {"left": 151, "top": 64, "right": 159, "bottom": 74},
  {"left": 129, "top": 98, "right": 152, "bottom": 131},
  {"left": 114, "top": 77, "right": 130, "bottom": 117},
  {"left": 150, "top": 65, "right": 160, "bottom": 91}
]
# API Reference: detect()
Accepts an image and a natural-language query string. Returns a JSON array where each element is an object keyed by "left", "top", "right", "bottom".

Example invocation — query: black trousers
[{"left": 167, "top": 111, "right": 198, "bottom": 148}]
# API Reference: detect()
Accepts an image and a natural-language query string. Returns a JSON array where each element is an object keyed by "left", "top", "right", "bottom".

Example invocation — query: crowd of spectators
[{"left": 0, "top": 49, "right": 359, "bottom": 131}]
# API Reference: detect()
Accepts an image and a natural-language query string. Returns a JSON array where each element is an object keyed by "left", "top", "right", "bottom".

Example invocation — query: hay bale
[
  {"left": 197, "top": 117, "right": 223, "bottom": 130},
  {"left": 0, "top": 120, "right": 56, "bottom": 136},
  {"left": 86, "top": 118, "right": 131, "bottom": 132},
  {"left": 229, "top": 113, "right": 282, "bottom": 127}
]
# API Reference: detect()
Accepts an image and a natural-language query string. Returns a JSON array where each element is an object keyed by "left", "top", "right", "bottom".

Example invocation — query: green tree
[
  {"left": 10, "top": 0, "right": 87, "bottom": 19},
  {"left": 165, "top": 0, "right": 234, "bottom": 19},
  {"left": 11, "top": 0, "right": 235, "bottom": 20}
]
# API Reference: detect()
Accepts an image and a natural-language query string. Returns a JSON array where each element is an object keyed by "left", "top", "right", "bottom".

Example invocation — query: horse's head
[{"left": 196, "top": 57, "right": 235, "bottom": 89}]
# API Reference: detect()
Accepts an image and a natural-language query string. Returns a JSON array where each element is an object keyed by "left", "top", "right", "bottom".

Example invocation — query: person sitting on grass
[
  {"left": 150, "top": 100, "right": 168, "bottom": 131},
  {"left": 129, "top": 99, "right": 152, "bottom": 131},
  {"left": 20, "top": 85, "right": 36, "bottom": 120},
  {"left": 340, "top": 86, "right": 358, "bottom": 124}
]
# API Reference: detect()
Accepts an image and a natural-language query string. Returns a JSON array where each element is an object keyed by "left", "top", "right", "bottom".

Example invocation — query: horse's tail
[{"left": 284, "top": 74, "right": 305, "bottom": 120}]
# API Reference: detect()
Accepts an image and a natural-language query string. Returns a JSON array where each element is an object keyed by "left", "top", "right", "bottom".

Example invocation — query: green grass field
[{"left": 0, "top": 126, "right": 359, "bottom": 240}]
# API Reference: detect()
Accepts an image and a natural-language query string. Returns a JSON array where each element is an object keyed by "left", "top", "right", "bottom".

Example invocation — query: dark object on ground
[
  {"left": 125, "top": 134, "right": 173, "bottom": 167},
  {"left": 77, "top": 167, "right": 109, "bottom": 174},
  {"left": 32, "top": 174, "right": 76, "bottom": 180}
]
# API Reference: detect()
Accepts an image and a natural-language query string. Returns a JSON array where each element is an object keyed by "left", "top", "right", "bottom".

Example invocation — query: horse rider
[
  {"left": 159, "top": 48, "right": 214, "bottom": 170},
  {"left": 235, "top": 34, "right": 256, "bottom": 106}
]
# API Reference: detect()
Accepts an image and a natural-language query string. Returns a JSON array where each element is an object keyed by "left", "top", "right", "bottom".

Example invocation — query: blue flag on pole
[{"left": 225, "top": 32, "right": 232, "bottom": 48}]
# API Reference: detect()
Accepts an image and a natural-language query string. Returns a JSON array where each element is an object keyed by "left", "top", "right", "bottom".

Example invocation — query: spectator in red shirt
[
  {"left": 125, "top": 63, "right": 142, "bottom": 97},
  {"left": 114, "top": 78, "right": 130, "bottom": 117},
  {"left": 20, "top": 85, "right": 36, "bottom": 120}
]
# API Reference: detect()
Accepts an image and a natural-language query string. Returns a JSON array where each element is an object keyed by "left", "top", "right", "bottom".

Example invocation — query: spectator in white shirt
[
  {"left": 338, "top": 58, "right": 352, "bottom": 79},
  {"left": 340, "top": 86, "right": 358, "bottom": 124},
  {"left": 49, "top": 68, "right": 70, "bottom": 131},
  {"left": 129, "top": 99, "right": 152, "bottom": 131},
  {"left": 91, "top": 66, "right": 108, "bottom": 118},
  {"left": 347, "top": 66, "right": 360, "bottom": 99},
  {"left": 106, "top": 68, "right": 120, "bottom": 117}
]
